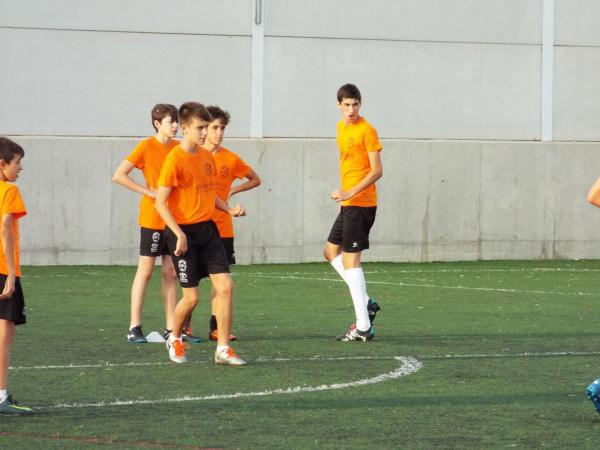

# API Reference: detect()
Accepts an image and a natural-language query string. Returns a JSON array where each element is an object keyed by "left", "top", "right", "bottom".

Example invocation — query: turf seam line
[{"left": 235, "top": 273, "right": 592, "bottom": 296}]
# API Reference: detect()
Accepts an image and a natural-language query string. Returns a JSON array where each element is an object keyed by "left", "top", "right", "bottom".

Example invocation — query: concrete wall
[
  {"left": 13, "top": 137, "right": 600, "bottom": 265},
  {"left": 2, "top": 1, "right": 600, "bottom": 264},
  {"left": 1, "top": 0, "right": 596, "bottom": 141}
]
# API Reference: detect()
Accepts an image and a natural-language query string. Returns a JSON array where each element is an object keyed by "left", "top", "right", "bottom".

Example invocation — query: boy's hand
[
  {"left": 174, "top": 234, "right": 188, "bottom": 256},
  {"left": 330, "top": 189, "right": 350, "bottom": 202},
  {"left": 229, "top": 205, "right": 246, "bottom": 217},
  {"left": 0, "top": 275, "right": 15, "bottom": 300},
  {"left": 145, "top": 188, "right": 157, "bottom": 199}
]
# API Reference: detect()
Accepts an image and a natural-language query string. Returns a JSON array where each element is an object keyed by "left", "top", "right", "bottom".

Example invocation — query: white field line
[
  {"left": 235, "top": 273, "right": 593, "bottom": 296},
  {"left": 238, "top": 267, "right": 600, "bottom": 275},
  {"left": 12, "top": 350, "right": 600, "bottom": 372},
  {"left": 38, "top": 356, "right": 422, "bottom": 410}
]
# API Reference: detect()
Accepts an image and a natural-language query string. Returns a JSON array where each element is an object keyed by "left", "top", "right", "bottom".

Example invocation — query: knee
[
  {"left": 162, "top": 264, "right": 177, "bottom": 281},
  {"left": 214, "top": 278, "right": 233, "bottom": 298},
  {"left": 182, "top": 295, "right": 199, "bottom": 309},
  {"left": 323, "top": 246, "right": 337, "bottom": 262}
]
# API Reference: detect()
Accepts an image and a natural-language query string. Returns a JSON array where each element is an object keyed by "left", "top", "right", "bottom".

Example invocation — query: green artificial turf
[{"left": 1, "top": 260, "right": 600, "bottom": 449}]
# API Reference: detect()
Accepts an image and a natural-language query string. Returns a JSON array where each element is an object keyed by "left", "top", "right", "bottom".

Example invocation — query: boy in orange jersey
[
  {"left": 201, "top": 105, "right": 260, "bottom": 342},
  {"left": 112, "top": 105, "right": 200, "bottom": 344},
  {"left": 155, "top": 102, "right": 247, "bottom": 366},
  {"left": 0, "top": 138, "right": 32, "bottom": 414},
  {"left": 323, "top": 83, "right": 383, "bottom": 342}
]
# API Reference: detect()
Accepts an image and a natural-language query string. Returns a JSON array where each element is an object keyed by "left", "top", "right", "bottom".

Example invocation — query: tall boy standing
[
  {"left": 323, "top": 83, "right": 383, "bottom": 341},
  {"left": 0, "top": 137, "right": 32, "bottom": 414},
  {"left": 112, "top": 104, "right": 192, "bottom": 343},
  {"left": 155, "top": 102, "right": 246, "bottom": 366},
  {"left": 203, "top": 105, "right": 261, "bottom": 341}
]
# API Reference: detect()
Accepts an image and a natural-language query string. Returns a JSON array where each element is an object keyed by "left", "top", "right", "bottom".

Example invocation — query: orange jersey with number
[
  {"left": 0, "top": 181, "right": 26, "bottom": 277},
  {"left": 336, "top": 117, "right": 382, "bottom": 207},
  {"left": 126, "top": 137, "right": 179, "bottom": 229},
  {"left": 158, "top": 146, "right": 216, "bottom": 225},
  {"left": 209, "top": 147, "right": 251, "bottom": 238}
]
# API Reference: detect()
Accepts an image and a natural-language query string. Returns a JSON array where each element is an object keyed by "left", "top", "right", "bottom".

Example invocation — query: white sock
[
  {"left": 330, "top": 254, "right": 348, "bottom": 283},
  {"left": 216, "top": 345, "right": 229, "bottom": 353},
  {"left": 331, "top": 255, "right": 371, "bottom": 299},
  {"left": 0, "top": 389, "right": 7, "bottom": 403},
  {"left": 345, "top": 268, "right": 371, "bottom": 331},
  {"left": 170, "top": 334, "right": 182, "bottom": 343}
]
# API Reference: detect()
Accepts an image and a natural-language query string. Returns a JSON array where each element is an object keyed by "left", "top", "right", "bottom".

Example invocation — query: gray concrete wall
[{"left": 12, "top": 137, "right": 600, "bottom": 265}]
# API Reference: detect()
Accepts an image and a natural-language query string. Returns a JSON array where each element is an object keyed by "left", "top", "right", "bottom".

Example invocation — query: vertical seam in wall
[
  {"left": 251, "top": 0, "right": 264, "bottom": 138},
  {"left": 541, "top": 0, "right": 554, "bottom": 141}
]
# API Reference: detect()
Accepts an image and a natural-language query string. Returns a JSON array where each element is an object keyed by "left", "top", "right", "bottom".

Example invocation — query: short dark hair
[
  {"left": 0, "top": 137, "right": 24, "bottom": 163},
  {"left": 151, "top": 104, "right": 178, "bottom": 131},
  {"left": 337, "top": 83, "right": 362, "bottom": 103},
  {"left": 178, "top": 102, "right": 212, "bottom": 125},
  {"left": 206, "top": 106, "right": 230, "bottom": 126}
]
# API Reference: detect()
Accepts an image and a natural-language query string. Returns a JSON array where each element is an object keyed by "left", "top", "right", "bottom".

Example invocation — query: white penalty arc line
[
  {"left": 234, "top": 273, "right": 593, "bottom": 297},
  {"left": 38, "top": 356, "right": 421, "bottom": 410}
]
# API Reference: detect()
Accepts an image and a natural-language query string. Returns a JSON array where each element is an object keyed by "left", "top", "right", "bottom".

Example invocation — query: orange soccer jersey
[
  {"left": 336, "top": 117, "right": 382, "bottom": 207},
  {"left": 158, "top": 146, "right": 217, "bottom": 225},
  {"left": 126, "top": 137, "right": 179, "bottom": 229},
  {"left": 0, "top": 181, "right": 26, "bottom": 277},
  {"left": 210, "top": 147, "right": 251, "bottom": 238}
]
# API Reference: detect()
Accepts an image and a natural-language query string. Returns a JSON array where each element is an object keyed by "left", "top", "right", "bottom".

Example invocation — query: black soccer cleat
[
  {"left": 367, "top": 299, "right": 381, "bottom": 324},
  {"left": 127, "top": 325, "right": 147, "bottom": 343}
]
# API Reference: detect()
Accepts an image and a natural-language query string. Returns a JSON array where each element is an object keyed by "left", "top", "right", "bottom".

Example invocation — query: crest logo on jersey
[
  {"left": 347, "top": 137, "right": 356, "bottom": 150},
  {"left": 205, "top": 162, "right": 213, "bottom": 176},
  {"left": 220, "top": 166, "right": 229, "bottom": 178}
]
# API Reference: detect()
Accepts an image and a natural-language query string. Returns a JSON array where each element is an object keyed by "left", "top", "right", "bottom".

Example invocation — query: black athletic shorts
[
  {"left": 140, "top": 227, "right": 169, "bottom": 257},
  {"left": 0, "top": 276, "right": 26, "bottom": 325},
  {"left": 221, "top": 237, "right": 236, "bottom": 265},
  {"left": 198, "top": 237, "right": 235, "bottom": 280},
  {"left": 327, "top": 206, "right": 377, "bottom": 253},
  {"left": 165, "top": 221, "right": 230, "bottom": 288}
]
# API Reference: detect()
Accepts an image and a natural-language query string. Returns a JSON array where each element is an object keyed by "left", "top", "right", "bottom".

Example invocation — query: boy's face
[
  {"left": 0, "top": 155, "right": 23, "bottom": 182},
  {"left": 338, "top": 98, "right": 361, "bottom": 124},
  {"left": 154, "top": 115, "right": 178, "bottom": 138},
  {"left": 205, "top": 118, "right": 227, "bottom": 148},
  {"left": 181, "top": 117, "right": 209, "bottom": 146}
]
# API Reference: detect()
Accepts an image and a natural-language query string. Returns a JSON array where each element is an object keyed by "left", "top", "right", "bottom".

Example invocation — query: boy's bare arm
[
  {"left": 0, "top": 213, "right": 16, "bottom": 299},
  {"left": 331, "top": 150, "right": 383, "bottom": 202},
  {"left": 215, "top": 197, "right": 246, "bottom": 217},
  {"left": 112, "top": 160, "right": 156, "bottom": 198},
  {"left": 154, "top": 186, "right": 187, "bottom": 256},
  {"left": 228, "top": 169, "right": 261, "bottom": 201}
]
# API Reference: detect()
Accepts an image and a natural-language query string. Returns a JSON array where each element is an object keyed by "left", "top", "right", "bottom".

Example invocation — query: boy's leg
[
  {"left": 166, "top": 287, "right": 198, "bottom": 364},
  {"left": 160, "top": 255, "right": 177, "bottom": 331},
  {"left": 0, "top": 319, "right": 30, "bottom": 414},
  {"left": 210, "top": 272, "right": 245, "bottom": 366},
  {"left": 130, "top": 256, "right": 156, "bottom": 328},
  {"left": 0, "top": 319, "right": 15, "bottom": 396},
  {"left": 341, "top": 251, "right": 370, "bottom": 332},
  {"left": 209, "top": 273, "right": 233, "bottom": 347},
  {"left": 128, "top": 256, "right": 156, "bottom": 342},
  {"left": 171, "top": 287, "right": 199, "bottom": 339}
]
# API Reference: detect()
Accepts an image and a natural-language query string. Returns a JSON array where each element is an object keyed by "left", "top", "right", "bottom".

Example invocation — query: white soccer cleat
[
  {"left": 166, "top": 337, "right": 187, "bottom": 364},
  {"left": 214, "top": 347, "right": 247, "bottom": 366}
]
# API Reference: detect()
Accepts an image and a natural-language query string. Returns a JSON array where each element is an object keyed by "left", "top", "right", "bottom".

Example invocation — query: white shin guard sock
[
  {"left": 330, "top": 255, "right": 370, "bottom": 299},
  {"left": 345, "top": 267, "right": 371, "bottom": 331},
  {"left": 330, "top": 254, "right": 348, "bottom": 283}
]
